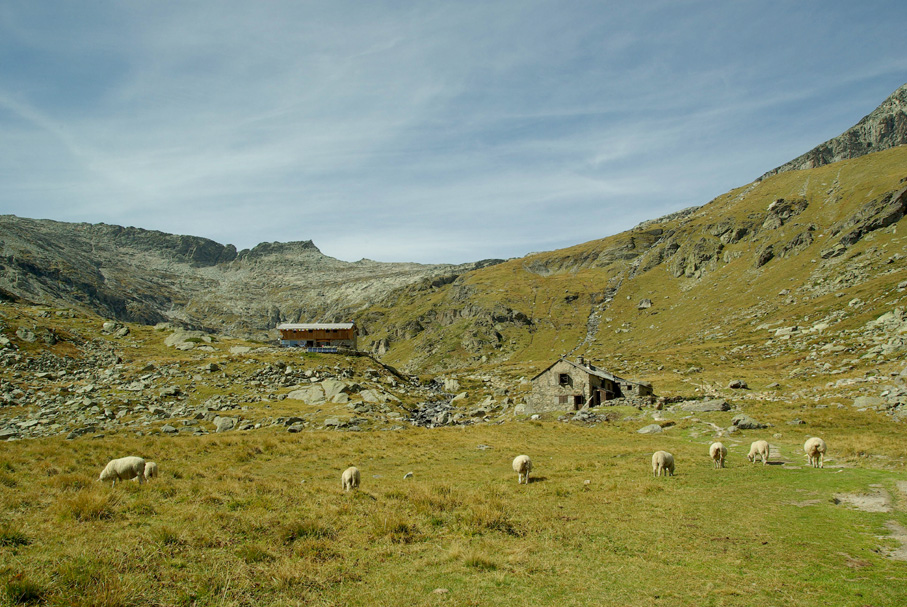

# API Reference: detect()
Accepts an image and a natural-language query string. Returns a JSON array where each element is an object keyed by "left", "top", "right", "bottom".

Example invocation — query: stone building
[{"left": 525, "top": 356, "right": 653, "bottom": 414}]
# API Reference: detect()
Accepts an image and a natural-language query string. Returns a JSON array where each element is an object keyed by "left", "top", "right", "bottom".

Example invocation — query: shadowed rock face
[{"left": 760, "top": 83, "right": 907, "bottom": 180}]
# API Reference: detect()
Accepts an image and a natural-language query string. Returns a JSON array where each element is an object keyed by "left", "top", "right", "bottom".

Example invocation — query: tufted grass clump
[
  {"left": 369, "top": 511, "right": 421, "bottom": 544},
  {"left": 281, "top": 519, "right": 337, "bottom": 544},
  {"left": 0, "top": 523, "right": 30, "bottom": 548},
  {"left": 58, "top": 490, "right": 118, "bottom": 521},
  {"left": 3, "top": 575, "right": 45, "bottom": 605},
  {"left": 237, "top": 543, "right": 276, "bottom": 564}
]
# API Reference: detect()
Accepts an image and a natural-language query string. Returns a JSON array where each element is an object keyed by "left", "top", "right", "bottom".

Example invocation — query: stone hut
[{"left": 525, "top": 356, "right": 653, "bottom": 414}]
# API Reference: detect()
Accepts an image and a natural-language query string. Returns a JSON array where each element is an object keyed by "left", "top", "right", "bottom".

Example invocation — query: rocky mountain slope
[
  {"left": 760, "top": 83, "right": 907, "bottom": 179},
  {"left": 362, "top": 144, "right": 907, "bottom": 381},
  {"left": 0, "top": 218, "right": 501, "bottom": 339}
]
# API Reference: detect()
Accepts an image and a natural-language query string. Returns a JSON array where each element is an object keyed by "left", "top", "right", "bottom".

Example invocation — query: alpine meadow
[{"left": 2, "top": 84, "right": 907, "bottom": 607}]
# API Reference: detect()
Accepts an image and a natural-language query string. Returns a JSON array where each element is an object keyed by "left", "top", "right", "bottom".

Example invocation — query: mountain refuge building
[
  {"left": 277, "top": 323, "right": 357, "bottom": 352},
  {"left": 526, "top": 356, "right": 653, "bottom": 414}
]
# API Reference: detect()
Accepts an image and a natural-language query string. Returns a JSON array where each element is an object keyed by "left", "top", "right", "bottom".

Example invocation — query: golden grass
[{"left": 1, "top": 419, "right": 905, "bottom": 606}]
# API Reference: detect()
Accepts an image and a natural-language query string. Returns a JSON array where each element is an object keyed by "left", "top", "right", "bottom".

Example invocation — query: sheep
[
  {"left": 99, "top": 456, "right": 146, "bottom": 486},
  {"left": 709, "top": 442, "right": 727, "bottom": 468},
  {"left": 804, "top": 437, "right": 827, "bottom": 468},
  {"left": 341, "top": 466, "right": 360, "bottom": 491},
  {"left": 512, "top": 455, "right": 532, "bottom": 484},
  {"left": 747, "top": 440, "right": 770, "bottom": 465},
  {"left": 652, "top": 451, "right": 675, "bottom": 477},
  {"left": 143, "top": 461, "right": 158, "bottom": 480}
]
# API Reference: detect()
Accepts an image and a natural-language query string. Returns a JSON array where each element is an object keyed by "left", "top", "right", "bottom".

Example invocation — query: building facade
[
  {"left": 525, "top": 356, "right": 653, "bottom": 414},
  {"left": 277, "top": 323, "right": 357, "bottom": 351}
]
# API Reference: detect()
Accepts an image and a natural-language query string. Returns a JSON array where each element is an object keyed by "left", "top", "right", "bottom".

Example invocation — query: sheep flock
[{"left": 98, "top": 437, "right": 828, "bottom": 493}]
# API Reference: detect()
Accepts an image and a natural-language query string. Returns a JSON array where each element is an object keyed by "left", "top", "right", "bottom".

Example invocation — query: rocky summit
[{"left": 760, "top": 83, "right": 907, "bottom": 180}]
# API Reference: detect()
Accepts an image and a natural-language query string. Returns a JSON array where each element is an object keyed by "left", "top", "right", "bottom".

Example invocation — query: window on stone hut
[
  {"left": 574, "top": 395, "right": 584, "bottom": 406},
  {"left": 558, "top": 395, "right": 568, "bottom": 405},
  {"left": 559, "top": 373, "right": 570, "bottom": 386}
]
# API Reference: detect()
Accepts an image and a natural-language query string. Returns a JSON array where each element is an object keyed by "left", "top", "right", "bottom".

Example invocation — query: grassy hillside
[{"left": 360, "top": 146, "right": 907, "bottom": 388}]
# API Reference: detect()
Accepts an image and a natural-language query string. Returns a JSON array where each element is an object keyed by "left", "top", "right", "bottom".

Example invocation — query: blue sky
[{"left": 1, "top": 1, "right": 905, "bottom": 264}]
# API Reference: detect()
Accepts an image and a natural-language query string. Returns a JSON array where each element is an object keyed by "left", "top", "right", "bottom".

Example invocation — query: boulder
[
  {"left": 359, "top": 388, "right": 399, "bottom": 404},
  {"left": 637, "top": 424, "right": 663, "bottom": 434},
  {"left": 213, "top": 416, "right": 236, "bottom": 433},
  {"left": 728, "top": 379, "right": 748, "bottom": 389},
  {"left": 731, "top": 414, "right": 767, "bottom": 430},
  {"left": 15, "top": 327, "right": 36, "bottom": 343},
  {"left": 322, "top": 379, "right": 352, "bottom": 402},
  {"left": 164, "top": 329, "right": 211, "bottom": 348},
  {"left": 637, "top": 299, "right": 653, "bottom": 310},
  {"left": 0, "top": 428, "right": 20, "bottom": 441},
  {"left": 287, "top": 385, "right": 326, "bottom": 405},
  {"left": 853, "top": 396, "right": 885, "bottom": 409},
  {"left": 679, "top": 398, "right": 731, "bottom": 412}
]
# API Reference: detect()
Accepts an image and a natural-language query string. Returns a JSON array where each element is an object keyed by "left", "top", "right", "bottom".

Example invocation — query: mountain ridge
[{"left": 759, "top": 83, "right": 907, "bottom": 180}]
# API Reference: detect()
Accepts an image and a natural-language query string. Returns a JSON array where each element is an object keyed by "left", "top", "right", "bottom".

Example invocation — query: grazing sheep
[
  {"left": 341, "top": 466, "right": 360, "bottom": 491},
  {"left": 709, "top": 442, "right": 727, "bottom": 468},
  {"left": 512, "top": 455, "right": 532, "bottom": 484},
  {"left": 652, "top": 451, "right": 675, "bottom": 477},
  {"left": 144, "top": 461, "right": 158, "bottom": 480},
  {"left": 747, "top": 440, "right": 770, "bottom": 465},
  {"left": 804, "top": 437, "right": 827, "bottom": 468},
  {"left": 99, "top": 456, "right": 146, "bottom": 486}
]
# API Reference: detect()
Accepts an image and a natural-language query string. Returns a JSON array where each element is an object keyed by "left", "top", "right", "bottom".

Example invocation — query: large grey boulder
[
  {"left": 731, "top": 414, "right": 768, "bottom": 430},
  {"left": 679, "top": 399, "right": 731, "bottom": 412},
  {"left": 15, "top": 327, "right": 36, "bottom": 343},
  {"left": 853, "top": 396, "right": 885, "bottom": 409},
  {"left": 0, "top": 428, "right": 20, "bottom": 441},
  {"left": 287, "top": 385, "right": 326, "bottom": 405},
  {"left": 322, "top": 379, "right": 352, "bottom": 402},
  {"left": 213, "top": 416, "right": 236, "bottom": 432},
  {"left": 359, "top": 388, "right": 399, "bottom": 404},
  {"left": 637, "top": 424, "right": 663, "bottom": 434},
  {"left": 164, "top": 329, "right": 211, "bottom": 349}
]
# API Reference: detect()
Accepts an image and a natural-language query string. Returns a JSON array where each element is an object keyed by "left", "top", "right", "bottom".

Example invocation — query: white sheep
[
  {"left": 99, "top": 456, "right": 146, "bottom": 486},
  {"left": 747, "top": 440, "right": 770, "bottom": 465},
  {"left": 512, "top": 455, "right": 532, "bottom": 484},
  {"left": 709, "top": 442, "right": 727, "bottom": 468},
  {"left": 144, "top": 461, "right": 158, "bottom": 480},
  {"left": 652, "top": 451, "right": 675, "bottom": 477},
  {"left": 341, "top": 466, "right": 360, "bottom": 491},
  {"left": 804, "top": 437, "right": 827, "bottom": 468}
]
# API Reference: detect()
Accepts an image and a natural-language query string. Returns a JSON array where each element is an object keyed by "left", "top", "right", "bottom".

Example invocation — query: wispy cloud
[{"left": 1, "top": 1, "right": 905, "bottom": 262}]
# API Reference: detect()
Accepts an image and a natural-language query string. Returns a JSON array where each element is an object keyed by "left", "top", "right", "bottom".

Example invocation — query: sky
[{"left": 1, "top": 1, "right": 905, "bottom": 264}]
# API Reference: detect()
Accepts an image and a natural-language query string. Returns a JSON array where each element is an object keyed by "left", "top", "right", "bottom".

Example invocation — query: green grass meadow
[{"left": 1, "top": 420, "right": 905, "bottom": 607}]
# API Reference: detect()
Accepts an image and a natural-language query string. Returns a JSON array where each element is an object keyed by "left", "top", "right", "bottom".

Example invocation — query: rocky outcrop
[{"left": 760, "top": 83, "right": 907, "bottom": 179}]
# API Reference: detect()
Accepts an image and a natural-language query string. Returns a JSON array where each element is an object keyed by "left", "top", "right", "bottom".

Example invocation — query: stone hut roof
[{"left": 531, "top": 357, "right": 650, "bottom": 387}]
